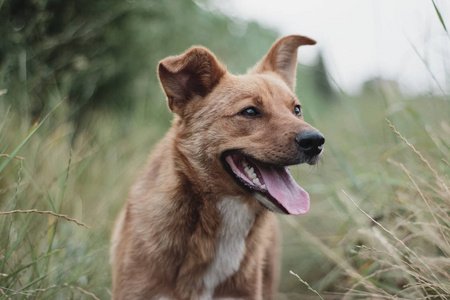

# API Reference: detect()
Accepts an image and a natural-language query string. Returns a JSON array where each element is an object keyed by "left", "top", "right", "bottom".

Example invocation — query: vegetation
[{"left": 1, "top": 0, "right": 449, "bottom": 299}]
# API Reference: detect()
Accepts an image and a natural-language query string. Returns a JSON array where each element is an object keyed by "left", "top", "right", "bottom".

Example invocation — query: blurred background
[{"left": 0, "top": 0, "right": 449, "bottom": 299}]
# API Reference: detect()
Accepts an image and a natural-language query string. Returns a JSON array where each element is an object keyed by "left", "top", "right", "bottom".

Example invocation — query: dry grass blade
[
  {"left": 385, "top": 118, "right": 449, "bottom": 197},
  {"left": 342, "top": 190, "right": 447, "bottom": 294},
  {"left": 0, "top": 283, "right": 100, "bottom": 299},
  {"left": 0, "top": 154, "right": 25, "bottom": 160},
  {"left": 63, "top": 283, "right": 100, "bottom": 300},
  {"left": 290, "top": 270, "right": 325, "bottom": 300},
  {"left": 284, "top": 217, "right": 388, "bottom": 296},
  {"left": 0, "top": 209, "right": 89, "bottom": 228},
  {"left": 443, "top": 159, "right": 450, "bottom": 167},
  {"left": 390, "top": 160, "right": 450, "bottom": 250},
  {"left": 356, "top": 245, "right": 437, "bottom": 297}
]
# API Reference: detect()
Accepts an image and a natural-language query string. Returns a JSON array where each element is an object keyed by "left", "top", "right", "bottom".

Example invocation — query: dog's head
[{"left": 158, "top": 35, "right": 324, "bottom": 215}]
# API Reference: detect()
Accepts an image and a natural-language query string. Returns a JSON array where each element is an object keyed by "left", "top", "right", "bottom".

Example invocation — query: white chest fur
[{"left": 200, "top": 197, "right": 256, "bottom": 300}]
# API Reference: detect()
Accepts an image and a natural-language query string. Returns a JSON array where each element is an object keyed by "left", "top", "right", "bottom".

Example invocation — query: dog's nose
[{"left": 295, "top": 130, "right": 325, "bottom": 157}]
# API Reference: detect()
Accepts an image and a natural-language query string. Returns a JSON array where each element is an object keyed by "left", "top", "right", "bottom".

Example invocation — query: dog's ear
[
  {"left": 158, "top": 47, "right": 226, "bottom": 116},
  {"left": 250, "top": 35, "right": 316, "bottom": 91}
]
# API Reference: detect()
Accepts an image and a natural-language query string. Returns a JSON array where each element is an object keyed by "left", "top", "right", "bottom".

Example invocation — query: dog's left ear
[
  {"left": 250, "top": 35, "right": 316, "bottom": 91},
  {"left": 158, "top": 47, "right": 226, "bottom": 116}
]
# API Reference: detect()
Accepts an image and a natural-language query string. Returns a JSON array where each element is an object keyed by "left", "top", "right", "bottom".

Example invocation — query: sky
[{"left": 207, "top": 0, "right": 450, "bottom": 95}]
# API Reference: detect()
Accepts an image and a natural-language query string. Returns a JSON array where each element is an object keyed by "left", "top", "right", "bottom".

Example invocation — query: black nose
[{"left": 295, "top": 130, "right": 325, "bottom": 157}]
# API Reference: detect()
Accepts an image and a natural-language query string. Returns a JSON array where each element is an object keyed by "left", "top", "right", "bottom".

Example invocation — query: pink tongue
[{"left": 258, "top": 165, "right": 310, "bottom": 215}]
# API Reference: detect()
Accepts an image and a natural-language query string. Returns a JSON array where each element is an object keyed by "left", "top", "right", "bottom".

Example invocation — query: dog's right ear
[{"left": 158, "top": 47, "right": 226, "bottom": 116}]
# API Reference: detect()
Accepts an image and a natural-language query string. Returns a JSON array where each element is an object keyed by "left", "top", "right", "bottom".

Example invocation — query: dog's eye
[
  {"left": 294, "top": 105, "right": 302, "bottom": 116},
  {"left": 239, "top": 107, "right": 261, "bottom": 118}
]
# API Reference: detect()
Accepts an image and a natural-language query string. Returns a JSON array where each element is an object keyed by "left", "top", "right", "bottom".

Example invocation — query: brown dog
[{"left": 111, "top": 35, "right": 324, "bottom": 300}]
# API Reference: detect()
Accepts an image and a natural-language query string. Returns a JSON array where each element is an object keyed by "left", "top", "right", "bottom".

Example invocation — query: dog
[{"left": 110, "top": 35, "right": 325, "bottom": 300}]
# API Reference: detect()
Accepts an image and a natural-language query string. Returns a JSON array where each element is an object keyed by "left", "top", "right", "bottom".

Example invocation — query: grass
[
  {"left": 0, "top": 103, "right": 168, "bottom": 299},
  {"left": 277, "top": 90, "right": 449, "bottom": 299},
  {"left": 1, "top": 4, "right": 449, "bottom": 298},
  {"left": 1, "top": 83, "right": 448, "bottom": 299}
]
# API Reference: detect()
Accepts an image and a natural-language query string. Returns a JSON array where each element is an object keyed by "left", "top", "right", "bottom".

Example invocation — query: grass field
[
  {"left": 1, "top": 3, "right": 449, "bottom": 298},
  {"left": 278, "top": 91, "right": 450, "bottom": 299},
  {"left": 1, "top": 82, "right": 448, "bottom": 299}
]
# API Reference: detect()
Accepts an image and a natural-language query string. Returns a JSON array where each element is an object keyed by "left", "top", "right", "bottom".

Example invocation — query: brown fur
[{"left": 111, "top": 35, "right": 320, "bottom": 300}]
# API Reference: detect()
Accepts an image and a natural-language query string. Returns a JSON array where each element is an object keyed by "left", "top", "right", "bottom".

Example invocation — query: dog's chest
[{"left": 200, "top": 197, "right": 255, "bottom": 299}]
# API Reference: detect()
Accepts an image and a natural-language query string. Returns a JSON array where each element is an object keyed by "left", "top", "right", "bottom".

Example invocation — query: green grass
[
  {"left": 278, "top": 91, "right": 450, "bottom": 299},
  {"left": 1, "top": 2, "right": 449, "bottom": 297},
  {"left": 0, "top": 102, "right": 171, "bottom": 299},
  {"left": 1, "top": 84, "right": 448, "bottom": 299}
]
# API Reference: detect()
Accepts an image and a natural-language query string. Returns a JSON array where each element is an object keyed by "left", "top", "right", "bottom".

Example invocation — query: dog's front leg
[{"left": 261, "top": 222, "right": 281, "bottom": 300}]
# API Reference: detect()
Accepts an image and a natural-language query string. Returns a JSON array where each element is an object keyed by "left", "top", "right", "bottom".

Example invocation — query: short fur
[{"left": 111, "top": 35, "right": 321, "bottom": 300}]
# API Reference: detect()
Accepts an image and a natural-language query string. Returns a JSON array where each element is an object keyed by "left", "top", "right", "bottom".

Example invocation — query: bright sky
[{"left": 207, "top": 0, "right": 450, "bottom": 95}]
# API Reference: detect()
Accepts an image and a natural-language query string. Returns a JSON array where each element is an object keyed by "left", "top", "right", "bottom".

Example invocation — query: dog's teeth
[
  {"left": 261, "top": 184, "right": 266, "bottom": 189},
  {"left": 244, "top": 166, "right": 257, "bottom": 179},
  {"left": 253, "top": 178, "right": 261, "bottom": 186},
  {"left": 243, "top": 164, "right": 262, "bottom": 184}
]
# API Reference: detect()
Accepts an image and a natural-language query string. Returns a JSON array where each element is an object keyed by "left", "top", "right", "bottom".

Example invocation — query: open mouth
[{"left": 223, "top": 152, "right": 310, "bottom": 215}]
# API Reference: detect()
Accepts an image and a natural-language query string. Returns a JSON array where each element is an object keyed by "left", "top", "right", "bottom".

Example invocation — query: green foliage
[
  {"left": 2, "top": 78, "right": 448, "bottom": 299},
  {"left": 1, "top": 0, "right": 449, "bottom": 299},
  {"left": 0, "top": 0, "right": 280, "bottom": 126}
]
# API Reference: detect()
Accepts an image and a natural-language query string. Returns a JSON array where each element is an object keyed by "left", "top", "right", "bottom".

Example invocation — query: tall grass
[
  {"left": 278, "top": 5, "right": 450, "bottom": 298},
  {"left": 1, "top": 81, "right": 448, "bottom": 300},
  {"left": 0, "top": 100, "right": 169, "bottom": 299},
  {"left": 1, "top": 5, "right": 449, "bottom": 300},
  {"left": 278, "top": 89, "right": 449, "bottom": 299}
]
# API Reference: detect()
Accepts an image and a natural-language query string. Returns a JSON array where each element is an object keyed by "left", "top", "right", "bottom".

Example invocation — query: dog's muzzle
[{"left": 295, "top": 130, "right": 325, "bottom": 157}]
